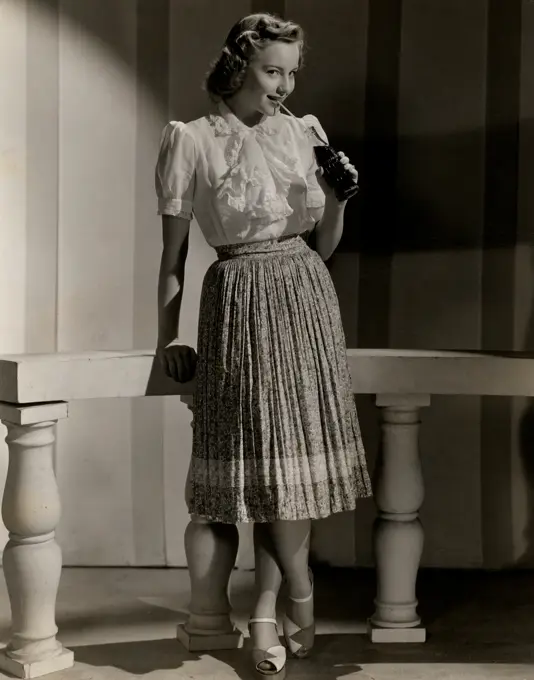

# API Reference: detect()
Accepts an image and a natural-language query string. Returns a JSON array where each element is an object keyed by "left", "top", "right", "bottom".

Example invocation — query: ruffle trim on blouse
[{"left": 208, "top": 103, "right": 310, "bottom": 229}]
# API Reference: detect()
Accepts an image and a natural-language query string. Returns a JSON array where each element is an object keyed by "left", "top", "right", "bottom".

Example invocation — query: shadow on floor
[
  {"left": 70, "top": 637, "right": 365, "bottom": 679},
  {"left": 70, "top": 629, "right": 534, "bottom": 680},
  {"left": 68, "top": 568, "right": 534, "bottom": 677},
  {"left": 72, "top": 639, "right": 206, "bottom": 675},
  {"left": 56, "top": 600, "right": 183, "bottom": 635}
]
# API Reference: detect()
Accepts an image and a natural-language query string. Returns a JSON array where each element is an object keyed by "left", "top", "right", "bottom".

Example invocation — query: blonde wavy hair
[{"left": 205, "top": 13, "right": 305, "bottom": 100}]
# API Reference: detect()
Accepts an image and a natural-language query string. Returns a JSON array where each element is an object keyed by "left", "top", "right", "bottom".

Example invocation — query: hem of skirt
[{"left": 188, "top": 491, "right": 373, "bottom": 524}]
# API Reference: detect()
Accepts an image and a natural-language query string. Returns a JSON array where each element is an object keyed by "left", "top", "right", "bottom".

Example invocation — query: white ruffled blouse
[{"left": 155, "top": 101, "right": 327, "bottom": 246}]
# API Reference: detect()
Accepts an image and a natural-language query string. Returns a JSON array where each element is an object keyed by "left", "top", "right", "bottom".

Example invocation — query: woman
[{"left": 155, "top": 12, "right": 372, "bottom": 678}]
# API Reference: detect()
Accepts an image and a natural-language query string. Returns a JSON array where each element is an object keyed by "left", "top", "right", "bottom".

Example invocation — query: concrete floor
[{"left": 0, "top": 567, "right": 533, "bottom": 680}]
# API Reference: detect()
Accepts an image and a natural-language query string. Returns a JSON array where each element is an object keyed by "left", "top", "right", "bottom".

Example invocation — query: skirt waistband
[{"left": 215, "top": 234, "right": 307, "bottom": 261}]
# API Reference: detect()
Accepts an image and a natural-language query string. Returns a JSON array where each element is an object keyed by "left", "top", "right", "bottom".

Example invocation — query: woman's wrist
[
  {"left": 316, "top": 196, "right": 346, "bottom": 231},
  {"left": 324, "top": 194, "right": 347, "bottom": 211},
  {"left": 157, "top": 335, "right": 179, "bottom": 349}
]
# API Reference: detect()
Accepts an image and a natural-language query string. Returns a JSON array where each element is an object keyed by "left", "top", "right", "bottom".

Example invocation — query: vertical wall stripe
[
  {"left": 55, "top": 0, "right": 137, "bottom": 565},
  {"left": 509, "top": 0, "right": 534, "bottom": 567},
  {"left": 356, "top": 0, "right": 402, "bottom": 348},
  {"left": 0, "top": 0, "right": 29, "bottom": 558},
  {"left": 350, "top": 1, "right": 402, "bottom": 567},
  {"left": 26, "top": 0, "right": 60, "bottom": 476},
  {"left": 252, "top": 0, "right": 285, "bottom": 15},
  {"left": 389, "top": 0, "right": 487, "bottom": 567},
  {"left": 26, "top": 0, "right": 59, "bottom": 354},
  {"left": 130, "top": 0, "right": 170, "bottom": 566},
  {"left": 0, "top": 0, "right": 27, "bottom": 354},
  {"left": 480, "top": 0, "right": 522, "bottom": 567}
]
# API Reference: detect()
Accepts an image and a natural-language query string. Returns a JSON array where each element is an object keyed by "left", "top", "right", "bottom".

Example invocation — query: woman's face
[{"left": 237, "top": 41, "right": 300, "bottom": 117}]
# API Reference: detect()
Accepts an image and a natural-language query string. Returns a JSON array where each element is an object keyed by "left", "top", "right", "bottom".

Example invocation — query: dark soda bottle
[{"left": 309, "top": 125, "right": 359, "bottom": 202}]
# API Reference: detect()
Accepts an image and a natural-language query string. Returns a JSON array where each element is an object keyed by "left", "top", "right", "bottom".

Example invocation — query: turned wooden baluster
[
  {"left": 176, "top": 395, "right": 243, "bottom": 652},
  {"left": 0, "top": 402, "right": 73, "bottom": 679},
  {"left": 368, "top": 393, "right": 430, "bottom": 643}
]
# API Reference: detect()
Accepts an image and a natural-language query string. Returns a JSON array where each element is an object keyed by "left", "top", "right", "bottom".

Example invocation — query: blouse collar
[{"left": 209, "top": 100, "right": 280, "bottom": 137}]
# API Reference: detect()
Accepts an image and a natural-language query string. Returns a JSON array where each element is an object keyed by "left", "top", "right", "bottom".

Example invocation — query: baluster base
[
  {"left": 0, "top": 647, "right": 74, "bottom": 679},
  {"left": 177, "top": 623, "right": 244, "bottom": 651},
  {"left": 367, "top": 621, "right": 426, "bottom": 643}
]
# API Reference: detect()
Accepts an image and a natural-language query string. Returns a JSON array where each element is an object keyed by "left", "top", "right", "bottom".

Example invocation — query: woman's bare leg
[
  {"left": 250, "top": 523, "right": 284, "bottom": 656},
  {"left": 251, "top": 519, "right": 314, "bottom": 662},
  {"left": 270, "top": 519, "right": 314, "bottom": 628}
]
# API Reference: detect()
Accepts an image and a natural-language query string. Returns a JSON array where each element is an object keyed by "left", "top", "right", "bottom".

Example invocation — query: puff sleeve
[
  {"left": 301, "top": 114, "right": 328, "bottom": 223},
  {"left": 155, "top": 121, "right": 197, "bottom": 219}
]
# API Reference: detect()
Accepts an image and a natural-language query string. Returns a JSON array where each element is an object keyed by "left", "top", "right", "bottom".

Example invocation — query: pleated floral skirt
[{"left": 188, "top": 234, "right": 372, "bottom": 523}]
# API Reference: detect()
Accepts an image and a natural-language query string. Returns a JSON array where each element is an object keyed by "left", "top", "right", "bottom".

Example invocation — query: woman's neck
[{"left": 223, "top": 96, "right": 265, "bottom": 128}]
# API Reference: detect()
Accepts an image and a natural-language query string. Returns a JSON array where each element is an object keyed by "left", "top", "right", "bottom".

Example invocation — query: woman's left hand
[{"left": 316, "top": 151, "right": 359, "bottom": 202}]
